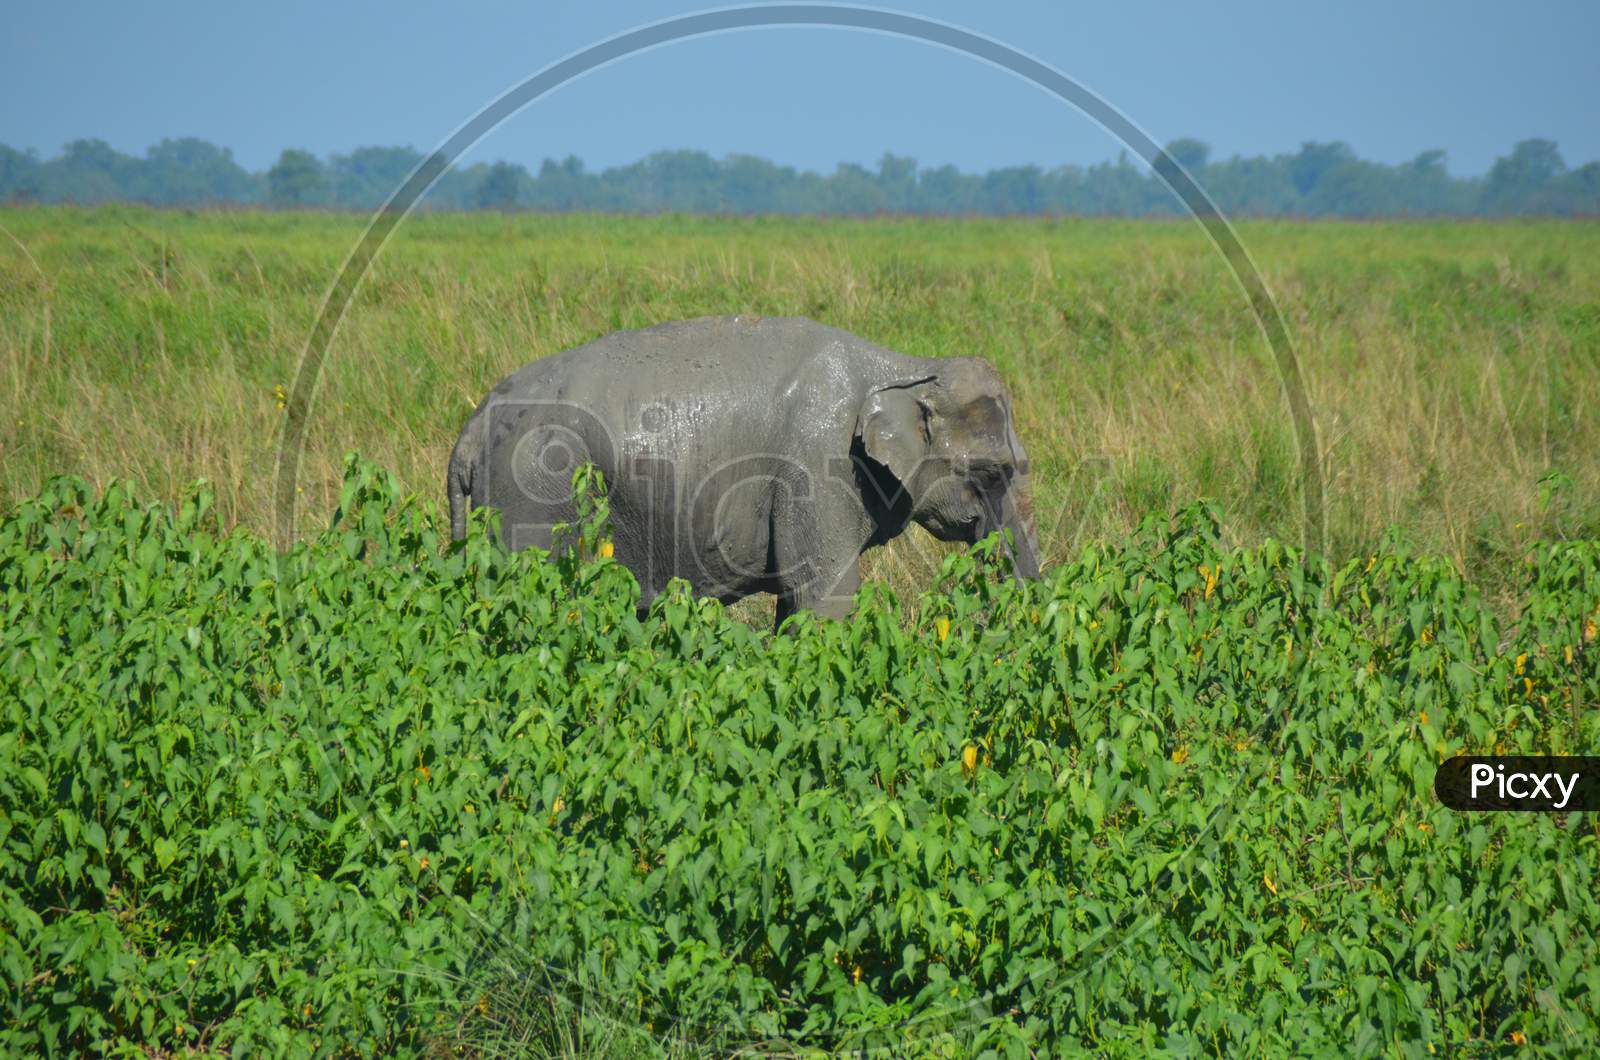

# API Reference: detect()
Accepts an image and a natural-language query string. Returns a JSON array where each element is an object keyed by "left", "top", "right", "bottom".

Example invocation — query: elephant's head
[{"left": 854, "top": 358, "right": 1041, "bottom": 579}]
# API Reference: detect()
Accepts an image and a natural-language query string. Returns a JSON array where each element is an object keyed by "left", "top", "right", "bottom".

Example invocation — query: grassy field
[{"left": 2, "top": 206, "right": 1597, "bottom": 610}]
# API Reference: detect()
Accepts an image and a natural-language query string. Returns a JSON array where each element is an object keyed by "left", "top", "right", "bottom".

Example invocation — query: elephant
[{"left": 448, "top": 314, "right": 1040, "bottom": 629}]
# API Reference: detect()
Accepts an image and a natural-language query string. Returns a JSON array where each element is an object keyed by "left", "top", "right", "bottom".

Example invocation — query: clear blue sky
[{"left": 4, "top": 1, "right": 1596, "bottom": 176}]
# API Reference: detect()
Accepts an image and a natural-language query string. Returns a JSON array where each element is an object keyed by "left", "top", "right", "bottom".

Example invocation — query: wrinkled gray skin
[{"left": 449, "top": 315, "right": 1040, "bottom": 630}]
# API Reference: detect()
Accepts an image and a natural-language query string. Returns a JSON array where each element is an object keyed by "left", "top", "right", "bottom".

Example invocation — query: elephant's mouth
[{"left": 918, "top": 511, "right": 983, "bottom": 543}]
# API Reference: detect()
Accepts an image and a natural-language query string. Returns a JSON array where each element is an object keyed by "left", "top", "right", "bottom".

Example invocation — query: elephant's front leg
[
  {"left": 775, "top": 555, "right": 861, "bottom": 631},
  {"left": 769, "top": 471, "right": 872, "bottom": 631}
]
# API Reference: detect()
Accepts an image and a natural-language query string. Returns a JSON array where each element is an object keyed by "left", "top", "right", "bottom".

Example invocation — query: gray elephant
[{"left": 448, "top": 315, "right": 1040, "bottom": 628}]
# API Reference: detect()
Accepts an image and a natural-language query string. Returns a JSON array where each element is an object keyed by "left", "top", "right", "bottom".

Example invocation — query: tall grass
[{"left": 2, "top": 206, "right": 1596, "bottom": 609}]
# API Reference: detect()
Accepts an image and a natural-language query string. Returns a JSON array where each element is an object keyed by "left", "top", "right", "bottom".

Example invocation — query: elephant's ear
[{"left": 856, "top": 378, "right": 935, "bottom": 486}]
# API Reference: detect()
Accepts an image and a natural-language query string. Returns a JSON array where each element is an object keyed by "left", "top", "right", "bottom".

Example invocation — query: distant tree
[
  {"left": 1040, "top": 164, "right": 1088, "bottom": 214},
  {"left": 1288, "top": 141, "right": 1357, "bottom": 198},
  {"left": 1159, "top": 137, "right": 1211, "bottom": 177},
  {"left": 876, "top": 153, "right": 917, "bottom": 210},
  {"left": 1483, "top": 138, "right": 1566, "bottom": 213},
  {"left": 43, "top": 138, "right": 133, "bottom": 203},
  {"left": 528, "top": 155, "right": 590, "bottom": 210},
  {"left": 983, "top": 164, "right": 1045, "bottom": 214},
  {"left": 1387, "top": 149, "right": 1465, "bottom": 214},
  {"left": 142, "top": 138, "right": 256, "bottom": 204},
  {"left": 640, "top": 150, "right": 722, "bottom": 211},
  {"left": 826, "top": 162, "right": 887, "bottom": 215},
  {"left": 1304, "top": 159, "right": 1398, "bottom": 216},
  {"left": 1151, "top": 139, "right": 1212, "bottom": 209},
  {"left": 475, "top": 161, "right": 524, "bottom": 210},
  {"left": 1203, "top": 154, "right": 1297, "bottom": 216},
  {"left": 1079, "top": 153, "right": 1151, "bottom": 215},
  {"left": 917, "top": 163, "right": 976, "bottom": 214},
  {"left": 777, "top": 168, "right": 829, "bottom": 214},
  {"left": 327, "top": 145, "right": 424, "bottom": 208},
  {"left": 267, "top": 148, "right": 325, "bottom": 207},
  {"left": 1561, "top": 161, "right": 1600, "bottom": 214},
  {"left": 1410, "top": 149, "right": 1446, "bottom": 174},
  {"left": 722, "top": 153, "right": 793, "bottom": 213},
  {"left": 0, "top": 144, "right": 40, "bottom": 202}
]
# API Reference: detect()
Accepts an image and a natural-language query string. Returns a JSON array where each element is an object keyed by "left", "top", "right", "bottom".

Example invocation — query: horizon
[
  {"left": 8, "top": 134, "right": 1600, "bottom": 182},
  {"left": 6, "top": 134, "right": 1593, "bottom": 218}
]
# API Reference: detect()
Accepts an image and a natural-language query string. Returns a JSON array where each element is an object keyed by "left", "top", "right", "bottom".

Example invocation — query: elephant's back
[
  {"left": 468, "top": 315, "right": 905, "bottom": 491},
  {"left": 492, "top": 315, "right": 881, "bottom": 402}
]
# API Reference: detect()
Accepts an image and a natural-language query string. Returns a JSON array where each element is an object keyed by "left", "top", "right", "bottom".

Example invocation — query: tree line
[{"left": 1, "top": 136, "right": 1595, "bottom": 216}]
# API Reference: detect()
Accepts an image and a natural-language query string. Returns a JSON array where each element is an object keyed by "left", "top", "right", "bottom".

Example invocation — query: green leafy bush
[{"left": 1, "top": 457, "right": 1596, "bottom": 1055}]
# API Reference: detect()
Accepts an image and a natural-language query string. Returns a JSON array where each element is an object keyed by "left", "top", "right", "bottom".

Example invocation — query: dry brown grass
[{"left": 2, "top": 207, "right": 1596, "bottom": 609}]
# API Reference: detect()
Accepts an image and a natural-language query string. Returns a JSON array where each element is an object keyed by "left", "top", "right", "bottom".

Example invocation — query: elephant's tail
[{"left": 447, "top": 429, "right": 478, "bottom": 542}]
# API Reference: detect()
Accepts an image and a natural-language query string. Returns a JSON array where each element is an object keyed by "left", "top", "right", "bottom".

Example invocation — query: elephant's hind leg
[{"left": 775, "top": 558, "right": 860, "bottom": 632}]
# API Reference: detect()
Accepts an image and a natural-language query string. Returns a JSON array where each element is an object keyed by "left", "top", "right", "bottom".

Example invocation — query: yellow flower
[
  {"left": 1565, "top": 645, "right": 1575, "bottom": 665},
  {"left": 852, "top": 964, "right": 863, "bottom": 984},
  {"left": 1199, "top": 564, "right": 1217, "bottom": 600},
  {"left": 399, "top": 839, "right": 409, "bottom": 848},
  {"left": 1420, "top": 627, "right": 1433, "bottom": 644},
  {"left": 935, "top": 616, "right": 950, "bottom": 642},
  {"left": 1586, "top": 618, "right": 1597, "bottom": 642},
  {"left": 1263, "top": 872, "right": 1277, "bottom": 896},
  {"left": 1171, "top": 744, "right": 1188, "bottom": 764},
  {"left": 598, "top": 540, "right": 614, "bottom": 559},
  {"left": 1514, "top": 652, "right": 1528, "bottom": 675},
  {"left": 962, "top": 744, "right": 978, "bottom": 775},
  {"left": 1523, "top": 678, "right": 1534, "bottom": 697},
  {"left": 1510, "top": 1030, "right": 1527, "bottom": 1046},
  {"left": 419, "top": 856, "right": 430, "bottom": 870},
  {"left": 1418, "top": 711, "right": 1428, "bottom": 726}
]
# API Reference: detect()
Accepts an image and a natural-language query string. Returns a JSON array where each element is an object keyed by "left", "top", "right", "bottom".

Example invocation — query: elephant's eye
[{"left": 974, "top": 465, "right": 1008, "bottom": 492}]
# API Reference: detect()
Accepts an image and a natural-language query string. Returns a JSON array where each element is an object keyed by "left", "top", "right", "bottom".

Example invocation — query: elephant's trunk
[{"left": 999, "top": 472, "right": 1041, "bottom": 581}]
